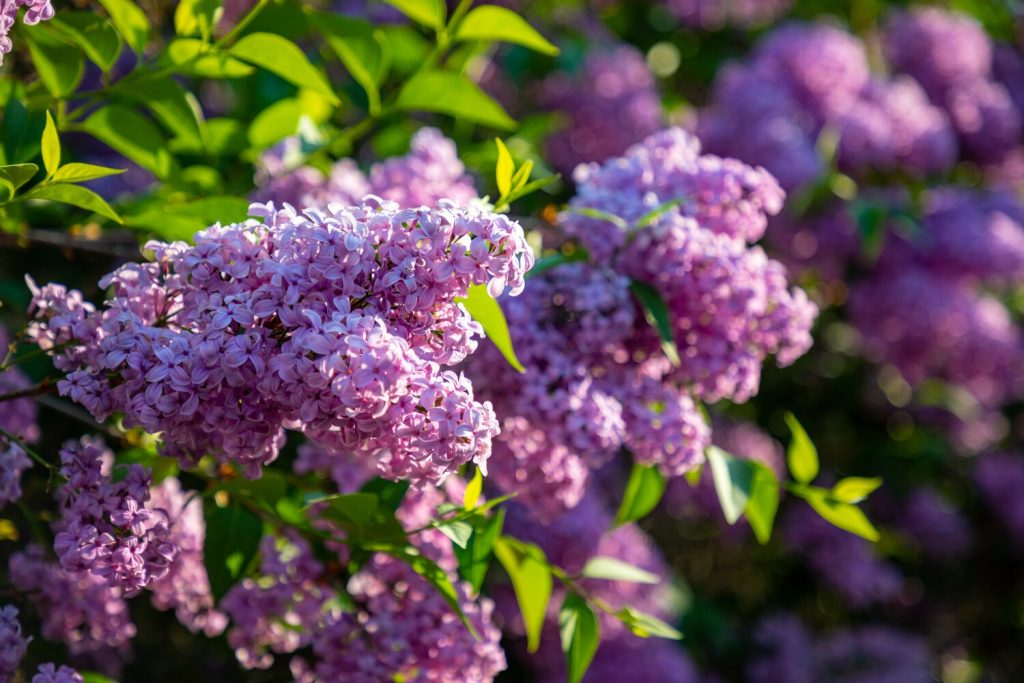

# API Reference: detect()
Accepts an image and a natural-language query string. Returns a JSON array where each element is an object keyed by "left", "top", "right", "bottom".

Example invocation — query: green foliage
[
  {"left": 706, "top": 445, "right": 754, "bottom": 525},
  {"left": 456, "top": 284, "right": 526, "bottom": 373},
  {"left": 559, "top": 592, "right": 601, "bottom": 683},
  {"left": 580, "top": 557, "right": 660, "bottom": 584},
  {"left": 784, "top": 412, "right": 819, "bottom": 484},
  {"left": 614, "top": 462, "right": 666, "bottom": 527},
  {"left": 382, "top": 0, "right": 446, "bottom": 31},
  {"left": 23, "top": 184, "right": 122, "bottom": 223},
  {"left": 629, "top": 281, "right": 681, "bottom": 367},
  {"left": 454, "top": 5, "right": 559, "bottom": 55},
  {"left": 203, "top": 502, "right": 264, "bottom": 601},
  {"left": 230, "top": 33, "right": 340, "bottom": 105},
  {"left": 97, "top": 0, "right": 150, "bottom": 54},
  {"left": 453, "top": 508, "right": 505, "bottom": 593},
  {"left": 494, "top": 536, "right": 552, "bottom": 653},
  {"left": 396, "top": 70, "right": 516, "bottom": 130}
]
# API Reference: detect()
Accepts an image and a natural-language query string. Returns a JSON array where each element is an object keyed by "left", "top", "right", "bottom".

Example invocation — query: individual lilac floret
[
  {"left": 538, "top": 44, "right": 663, "bottom": 174},
  {"left": 369, "top": 126, "right": 478, "bottom": 208},
  {"left": 52, "top": 437, "right": 177, "bottom": 595},
  {"left": 0, "top": 605, "right": 29, "bottom": 683},
  {"left": 31, "top": 665, "right": 83, "bottom": 683},
  {"left": 148, "top": 477, "right": 227, "bottom": 636},
  {"left": 28, "top": 199, "right": 533, "bottom": 484},
  {"left": 667, "top": 0, "right": 792, "bottom": 29},
  {"left": 975, "top": 452, "right": 1024, "bottom": 544},
  {"left": 10, "top": 545, "right": 135, "bottom": 665},
  {"left": 565, "top": 127, "right": 784, "bottom": 261},
  {"left": 782, "top": 505, "right": 902, "bottom": 608},
  {"left": 0, "top": 0, "right": 54, "bottom": 64}
]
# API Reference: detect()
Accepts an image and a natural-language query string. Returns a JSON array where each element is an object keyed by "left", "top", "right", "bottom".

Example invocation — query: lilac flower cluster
[
  {"left": 52, "top": 437, "right": 177, "bottom": 595},
  {"left": 884, "top": 8, "right": 1024, "bottom": 173},
  {"left": 224, "top": 444, "right": 507, "bottom": 681},
  {"left": 0, "top": 326, "right": 39, "bottom": 507},
  {"left": 0, "top": 605, "right": 84, "bottom": 683},
  {"left": 147, "top": 477, "right": 226, "bottom": 636},
  {"left": 667, "top": 0, "right": 793, "bottom": 30},
  {"left": 537, "top": 45, "right": 663, "bottom": 174},
  {"left": 0, "top": 0, "right": 54, "bottom": 64},
  {"left": 31, "top": 665, "right": 83, "bottom": 683},
  {"left": 749, "top": 615, "right": 932, "bottom": 683},
  {"left": 253, "top": 127, "right": 477, "bottom": 210},
  {"left": 28, "top": 199, "right": 533, "bottom": 484}
]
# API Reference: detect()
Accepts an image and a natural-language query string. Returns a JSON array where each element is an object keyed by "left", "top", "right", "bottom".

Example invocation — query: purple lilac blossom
[
  {"left": 666, "top": 0, "right": 793, "bottom": 29},
  {"left": 0, "top": 325, "right": 38, "bottom": 507},
  {"left": 52, "top": 437, "right": 177, "bottom": 595},
  {"left": 10, "top": 545, "right": 135, "bottom": 666},
  {"left": 537, "top": 45, "right": 663, "bottom": 175},
  {"left": 27, "top": 198, "right": 533, "bottom": 484},
  {"left": 0, "top": 0, "right": 54, "bottom": 64},
  {"left": 896, "top": 488, "right": 971, "bottom": 560},
  {"left": 782, "top": 504, "right": 902, "bottom": 608},
  {"left": 31, "top": 665, "right": 83, "bottom": 683},
  {"left": 975, "top": 452, "right": 1024, "bottom": 544},
  {"left": 0, "top": 605, "right": 29, "bottom": 683},
  {"left": 147, "top": 477, "right": 227, "bottom": 636}
]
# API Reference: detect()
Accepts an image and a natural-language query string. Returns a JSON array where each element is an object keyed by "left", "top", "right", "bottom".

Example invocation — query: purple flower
[
  {"left": 667, "top": 0, "right": 793, "bottom": 30},
  {"left": 0, "top": 0, "right": 54, "bottom": 64},
  {"left": 0, "top": 604, "right": 29, "bottom": 683},
  {"left": 31, "top": 665, "right": 83, "bottom": 683}
]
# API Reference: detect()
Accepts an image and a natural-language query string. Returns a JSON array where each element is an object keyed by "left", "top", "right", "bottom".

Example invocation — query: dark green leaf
[
  {"left": 527, "top": 248, "right": 589, "bottom": 279},
  {"left": 3, "top": 101, "right": 45, "bottom": 164},
  {"left": 396, "top": 70, "right": 515, "bottom": 131},
  {"left": 304, "top": 492, "right": 379, "bottom": 530},
  {"left": 453, "top": 507, "right": 504, "bottom": 593},
  {"left": 390, "top": 546, "right": 478, "bottom": 637},
  {"left": 23, "top": 27, "right": 85, "bottom": 97},
  {"left": 560, "top": 592, "right": 600, "bottom": 683},
  {"left": 630, "top": 280, "right": 680, "bottom": 367},
  {"left": 98, "top": 0, "right": 149, "bottom": 53},
  {"left": 614, "top": 462, "right": 666, "bottom": 527},
  {"left": 311, "top": 11, "right": 386, "bottom": 114},
  {"left": 706, "top": 445, "right": 754, "bottom": 525},
  {"left": 204, "top": 503, "right": 263, "bottom": 601},
  {"left": 455, "top": 5, "right": 558, "bottom": 55},
  {"left": 784, "top": 412, "right": 819, "bottom": 484},
  {"left": 24, "top": 183, "right": 123, "bottom": 223},
  {"left": 494, "top": 537, "right": 551, "bottom": 652},
  {"left": 456, "top": 284, "right": 525, "bottom": 373},
  {"left": 359, "top": 478, "right": 410, "bottom": 514},
  {"left": 581, "top": 556, "right": 660, "bottom": 584},
  {"left": 49, "top": 13, "right": 123, "bottom": 73},
  {"left": 219, "top": 471, "right": 288, "bottom": 511},
  {"left": 745, "top": 462, "right": 779, "bottom": 544},
  {"left": 127, "top": 77, "right": 205, "bottom": 147},
  {"left": 80, "top": 105, "right": 174, "bottom": 178},
  {"left": 165, "top": 39, "right": 255, "bottom": 78},
  {"left": 230, "top": 33, "right": 339, "bottom": 105}
]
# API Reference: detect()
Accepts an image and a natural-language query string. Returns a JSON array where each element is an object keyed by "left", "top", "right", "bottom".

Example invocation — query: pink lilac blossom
[
  {"left": 0, "top": 0, "right": 54, "bottom": 64},
  {"left": 147, "top": 477, "right": 227, "bottom": 636},
  {"left": 975, "top": 452, "right": 1024, "bottom": 544},
  {"left": 781, "top": 505, "right": 902, "bottom": 608},
  {"left": 52, "top": 437, "right": 177, "bottom": 595},
  {"left": 0, "top": 605, "right": 29, "bottom": 683},
  {"left": 10, "top": 545, "right": 135, "bottom": 666},
  {"left": 252, "top": 127, "right": 477, "bottom": 210},
  {"left": 0, "top": 326, "right": 38, "bottom": 507},
  {"left": 537, "top": 45, "right": 663, "bottom": 174},
  {"left": 666, "top": 0, "right": 792, "bottom": 29},
  {"left": 27, "top": 199, "right": 533, "bottom": 484}
]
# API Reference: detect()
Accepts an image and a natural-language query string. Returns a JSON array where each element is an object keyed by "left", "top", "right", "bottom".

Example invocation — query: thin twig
[{"left": 0, "top": 378, "right": 55, "bottom": 403}]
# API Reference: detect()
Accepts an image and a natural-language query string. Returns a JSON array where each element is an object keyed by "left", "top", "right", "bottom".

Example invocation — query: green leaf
[
  {"left": 494, "top": 537, "right": 551, "bottom": 653},
  {"left": 203, "top": 503, "right": 263, "bottom": 601},
  {"left": 3, "top": 101, "right": 45, "bottom": 164},
  {"left": 230, "top": 33, "right": 339, "bottom": 105},
  {"left": 831, "top": 477, "right": 883, "bottom": 504},
  {"left": 456, "top": 283, "right": 525, "bottom": 373},
  {"left": 614, "top": 462, "right": 666, "bottom": 527},
  {"left": 23, "top": 27, "right": 85, "bottom": 97},
  {"left": 464, "top": 467, "right": 483, "bottom": 510},
  {"left": 569, "top": 206, "right": 629, "bottom": 231},
  {"left": 504, "top": 173, "right": 560, "bottom": 206},
  {"left": 617, "top": 607, "right": 683, "bottom": 640},
  {"left": 247, "top": 98, "right": 303, "bottom": 149},
  {"left": 49, "top": 13, "right": 124, "bottom": 73},
  {"left": 51, "top": 162, "right": 125, "bottom": 184},
  {"left": 495, "top": 138, "right": 514, "bottom": 198},
  {"left": 41, "top": 112, "right": 59, "bottom": 177},
  {"left": 801, "top": 488, "right": 881, "bottom": 542},
  {"left": 455, "top": 5, "right": 559, "bottom": 56},
  {"left": 382, "top": 0, "right": 446, "bottom": 30},
  {"left": 80, "top": 105, "right": 174, "bottom": 178},
  {"left": 527, "top": 248, "right": 589, "bottom": 279},
  {"left": 219, "top": 471, "right": 288, "bottom": 512},
  {"left": 706, "top": 445, "right": 754, "bottom": 525},
  {"left": 165, "top": 39, "right": 255, "bottom": 79},
  {"left": 745, "top": 462, "right": 780, "bottom": 544},
  {"left": 311, "top": 12, "right": 386, "bottom": 115},
  {"left": 629, "top": 280, "right": 680, "bottom": 367},
  {"left": 0, "top": 164, "right": 39, "bottom": 191},
  {"left": 434, "top": 519, "right": 473, "bottom": 549},
  {"left": 174, "top": 0, "right": 220, "bottom": 39},
  {"left": 127, "top": 77, "right": 205, "bottom": 147},
  {"left": 510, "top": 159, "right": 534, "bottom": 193},
  {"left": 80, "top": 673, "right": 117, "bottom": 683},
  {"left": 359, "top": 478, "right": 410, "bottom": 514},
  {"left": 581, "top": 556, "right": 660, "bottom": 584},
  {"left": 560, "top": 592, "right": 600, "bottom": 683},
  {"left": 784, "top": 412, "right": 819, "bottom": 484},
  {"left": 396, "top": 70, "right": 515, "bottom": 131},
  {"left": 305, "top": 492, "right": 379, "bottom": 530},
  {"left": 390, "top": 546, "right": 478, "bottom": 637},
  {"left": 98, "top": 0, "right": 150, "bottom": 53},
  {"left": 453, "top": 507, "right": 504, "bottom": 593},
  {"left": 24, "top": 183, "right": 123, "bottom": 223}
]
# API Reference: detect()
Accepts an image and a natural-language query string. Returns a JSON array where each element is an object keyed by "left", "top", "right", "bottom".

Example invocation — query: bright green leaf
[
  {"left": 455, "top": 5, "right": 559, "bottom": 55},
  {"left": 98, "top": 0, "right": 150, "bottom": 53},
  {"left": 464, "top": 467, "right": 483, "bottom": 510},
  {"left": 23, "top": 28, "right": 85, "bottom": 97},
  {"left": 311, "top": 11, "right": 385, "bottom": 114},
  {"left": 247, "top": 99, "right": 303, "bottom": 149},
  {"left": 24, "top": 183, "right": 123, "bottom": 223},
  {"left": 581, "top": 556, "right": 660, "bottom": 584},
  {"left": 219, "top": 472, "right": 288, "bottom": 512},
  {"left": 510, "top": 159, "right": 533, "bottom": 193},
  {"left": 391, "top": 546, "right": 478, "bottom": 637},
  {"left": 495, "top": 138, "right": 514, "bottom": 198},
  {"left": 614, "top": 462, "right": 666, "bottom": 527},
  {"left": 802, "top": 488, "right": 881, "bottom": 542},
  {"left": 80, "top": 105, "right": 174, "bottom": 178},
  {"left": 203, "top": 503, "right": 263, "bottom": 601},
  {"left": 382, "top": 0, "right": 445, "bottom": 30},
  {"left": 174, "top": 0, "right": 220, "bottom": 39},
  {"left": 745, "top": 462, "right": 780, "bottom": 544},
  {"left": 504, "top": 173, "right": 560, "bottom": 206},
  {"left": 434, "top": 519, "right": 473, "bottom": 549},
  {"left": 456, "top": 284, "right": 526, "bottom": 373},
  {"left": 706, "top": 445, "right": 754, "bottom": 525},
  {"left": 49, "top": 13, "right": 123, "bottom": 73},
  {"left": 80, "top": 673, "right": 116, "bottom": 683},
  {"left": 127, "top": 77, "right": 205, "bottom": 147},
  {"left": 41, "top": 112, "right": 59, "bottom": 177},
  {"left": 494, "top": 537, "right": 551, "bottom": 653},
  {"left": 560, "top": 592, "right": 600, "bottom": 683},
  {"left": 124, "top": 196, "right": 250, "bottom": 241},
  {"left": 831, "top": 477, "right": 883, "bottom": 504},
  {"left": 396, "top": 70, "right": 516, "bottom": 131},
  {"left": 0, "top": 163, "right": 39, "bottom": 191},
  {"left": 526, "top": 248, "right": 589, "bottom": 279},
  {"left": 617, "top": 607, "right": 683, "bottom": 640},
  {"left": 52, "top": 162, "right": 125, "bottom": 184},
  {"left": 230, "top": 33, "right": 339, "bottom": 104},
  {"left": 784, "top": 412, "right": 819, "bottom": 484},
  {"left": 165, "top": 39, "right": 255, "bottom": 78},
  {"left": 304, "top": 492, "right": 379, "bottom": 530},
  {"left": 630, "top": 280, "right": 680, "bottom": 367}
]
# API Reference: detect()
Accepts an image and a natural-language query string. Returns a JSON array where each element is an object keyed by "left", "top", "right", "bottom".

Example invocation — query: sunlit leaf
[
  {"left": 560, "top": 592, "right": 600, "bottom": 683},
  {"left": 382, "top": 0, "right": 446, "bottom": 30},
  {"left": 784, "top": 412, "right": 819, "bottom": 484},
  {"left": 456, "top": 284, "right": 525, "bottom": 373},
  {"left": 396, "top": 70, "right": 515, "bottom": 131},
  {"left": 494, "top": 537, "right": 551, "bottom": 652},
  {"left": 455, "top": 5, "right": 559, "bottom": 55},
  {"left": 49, "top": 13, "right": 123, "bottom": 73},
  {"left": 495, "top": 138, "right": 514, "bottom": 198},
  {"left": 52, "top": 162, "right": 125, "bottom": 184},
  {"left": 581, "top": 556, "right": 660, "bottom": 584},
  {"left": 230, "top": 33, "right": 339, "bottom": 104},
  {"left": 98, "top": 0, "right": 150, "bottom": 53},
  {"left": 706, "top": 445, "right": 753, "bottom": 525},
  {"left": 24, "top": 183, "right": 123, "bottom": 223},
  {"left": 831, "top": 477, "right": 883, "bottom": 504},
  {"left": 41, "top": 111, "right": 60, "bottom": 177},
  {"left": 614, "top": 462, "right": 666, "bottom": 527},
  {"left": 745, "top": 462, "right": 780, "bottom": 544}
]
